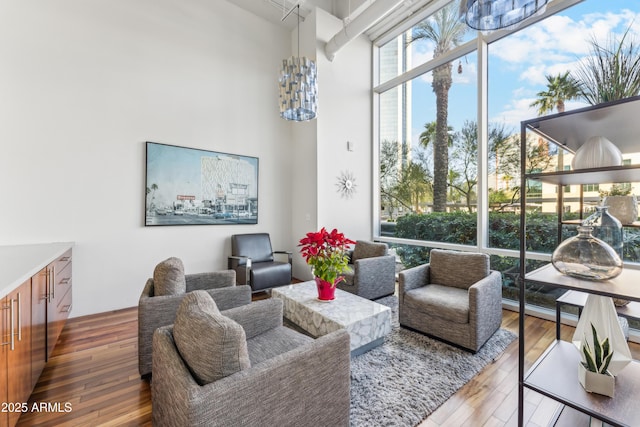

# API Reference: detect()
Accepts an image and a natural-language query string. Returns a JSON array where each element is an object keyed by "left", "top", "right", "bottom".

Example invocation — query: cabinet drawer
[
  {"left": 54, "top": 266, "right": 72, "bottom": 306},
  {"left": 53, "top": 249, "right": 71, "bottom": 272},
  {"left": 56, "top": 287, "right": 72, "bottom": 319}
]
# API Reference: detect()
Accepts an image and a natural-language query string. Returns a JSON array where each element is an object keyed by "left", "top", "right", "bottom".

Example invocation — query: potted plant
[
  {"left": 578, "top": 323, "right": 615, "bottom": 397},
  {"left": 299, "top": 227, "right": 355, "bottom": 301},
  {"left": 599, "top": 184, "right": 638, "bottom": 225}
]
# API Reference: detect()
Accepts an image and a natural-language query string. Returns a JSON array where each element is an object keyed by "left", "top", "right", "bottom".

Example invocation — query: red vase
[{"left": 315, "top": 277, "right": 336, "bottom": 301}]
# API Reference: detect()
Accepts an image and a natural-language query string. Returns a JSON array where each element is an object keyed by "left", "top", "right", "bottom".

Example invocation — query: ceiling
[
  {"left": 225, "top": 0, "right": 446, "bottom": 49},
  {"left": 225, "top": 0, "right": 373, "bottom": 30}
]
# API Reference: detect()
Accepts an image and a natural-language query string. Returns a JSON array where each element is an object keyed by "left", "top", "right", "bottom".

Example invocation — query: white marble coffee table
[{"left": 272, "top": 281, "right": 392, "bottom": 356}]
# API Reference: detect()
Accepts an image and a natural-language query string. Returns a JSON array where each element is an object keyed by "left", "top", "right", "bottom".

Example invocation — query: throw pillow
[
  {"left": 153, "top": 257, "right": 186, "bottom": 296},
  {"left": 173, "top": 290, "right": 251, "bottom": 385}
]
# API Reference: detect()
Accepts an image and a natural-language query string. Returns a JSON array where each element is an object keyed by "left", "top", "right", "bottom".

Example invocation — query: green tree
[
  {"left": 573, "top": 26, "right": 640, "bottom": 105},
  {"left": 419, "top": 121, "right": 453, "bottom": 149},
  {"left": 529, "top": 71, "right": 581, "bottom": 115},
  {"left": 380, "top": 140, "right": 413, "bottom": 219},
  {"left": 395, "top": 161, "right": 432, "bottom": 213},
  {"left": 411, "top": 3, "right": 467, "bottom": 212}
]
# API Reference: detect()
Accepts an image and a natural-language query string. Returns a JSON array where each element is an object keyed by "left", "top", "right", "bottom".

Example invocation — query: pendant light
[
  {"left": 460, "top": 0, "right": 548, "bottom": 31},
  {"left": 278, "top": 4, "right": 318, "bottom": 121}
]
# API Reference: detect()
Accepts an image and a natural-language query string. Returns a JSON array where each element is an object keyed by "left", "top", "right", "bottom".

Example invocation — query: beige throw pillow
[
  {"left": 173, "top": 290, "right": 250, "bottom": 385},
  {"left": 153, "top": 257, "right": 186, "bottom": 296}
]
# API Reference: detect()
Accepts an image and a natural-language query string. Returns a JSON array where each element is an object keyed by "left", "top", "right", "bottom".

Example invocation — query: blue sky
[{"left": 407, "top": 0, "right": 640, "bottom": 145}]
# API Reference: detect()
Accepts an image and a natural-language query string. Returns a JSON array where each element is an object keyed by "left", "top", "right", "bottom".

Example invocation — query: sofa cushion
[
  {"left": 246, "top": 326, "right": 314, "bottom": 365},
  {"left": 404, "top": 284, "right": 469, "bottom": 324},
  {"left": 153, "top": 257, "right": 186, "bottom": 296},
  {"left": 429, "top": 249, "right": 489, "bottom": 290},
  {"left": 352, "top": 240, "right": 387, "bottom": 262},
  {"left": 173, "top": 290, "right": 250, "bottom": 385}
]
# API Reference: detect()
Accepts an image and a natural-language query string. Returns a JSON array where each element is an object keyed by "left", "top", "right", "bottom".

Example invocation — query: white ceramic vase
[{"left": 571, "top": 136, "right": 622, "bottom": 169}]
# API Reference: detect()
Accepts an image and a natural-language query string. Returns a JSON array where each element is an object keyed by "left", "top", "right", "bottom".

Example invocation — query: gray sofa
[
  {"left": 138, "top": 258, "right": 251, "bottom": 378},
  {"left": 337, "top": 240, "right": 396, "bottom": 300},
  {"left": 398, "top": 249, "right": 502, "bottom": 352},
  {"left": 151, "top": 291, "right": 351, "bottom": 427}
]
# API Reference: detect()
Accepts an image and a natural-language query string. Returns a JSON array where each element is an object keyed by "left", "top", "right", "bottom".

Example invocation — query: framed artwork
[{"left": 145, "top": 142, "right": 259, "bottom": 226}]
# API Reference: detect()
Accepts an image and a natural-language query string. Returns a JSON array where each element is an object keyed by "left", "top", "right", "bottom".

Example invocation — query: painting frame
[{"left": 145, "top": 141, "right": 259, "bottom": 226}]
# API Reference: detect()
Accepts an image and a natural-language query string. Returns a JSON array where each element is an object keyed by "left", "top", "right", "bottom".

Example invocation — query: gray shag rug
[{"left": 349, "top": 295, "right": 516, "bottom": 427}]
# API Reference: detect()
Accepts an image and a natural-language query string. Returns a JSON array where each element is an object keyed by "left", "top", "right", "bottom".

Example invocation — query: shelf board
[
  {"left": 557, "top": 290, "right": 640, "bottom": 320},
  {"left": 561, "top": 219, "right": 640, "bottom": 228},
  {"left": 525, "top": 165, "right": 640, "bottom": 186},
  {"left": 525, "top": 264, "right": 640, "bottom": 302},
  {"left": 523, "top": 95, "right": 640, "bottom": 154},
  {"left": 524, "top": 340, "right": 640, "bottom": 426}
]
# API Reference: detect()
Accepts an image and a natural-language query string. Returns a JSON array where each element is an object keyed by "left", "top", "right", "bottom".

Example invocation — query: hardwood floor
[{"left": 16, "top": 298, "right": 640, "bottom": 427}]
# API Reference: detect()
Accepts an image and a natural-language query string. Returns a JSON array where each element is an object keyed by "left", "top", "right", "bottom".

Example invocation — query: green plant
[
  {"left": 582, "top": 323, "right": 614, "bottom": 374},
  {"left": 599, "top": 183, "right": 633, "bottom": 197},
  {"left": 573, "top": 25, "right": 640, "bottom": 105}
]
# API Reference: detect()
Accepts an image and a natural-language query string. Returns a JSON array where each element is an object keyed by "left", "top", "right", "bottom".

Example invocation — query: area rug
[{"left": 349, "top": 296, "right": 516, "bottom": 427}]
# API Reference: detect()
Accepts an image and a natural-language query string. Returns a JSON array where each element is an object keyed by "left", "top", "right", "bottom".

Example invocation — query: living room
[{"left": 3, "top": 0, "right": 640, "bottom": 426}]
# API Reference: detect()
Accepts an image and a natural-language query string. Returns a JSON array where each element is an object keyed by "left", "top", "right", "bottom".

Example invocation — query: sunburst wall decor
[{"left": 336, "top": 170, "right": 357, "bottom": 199}]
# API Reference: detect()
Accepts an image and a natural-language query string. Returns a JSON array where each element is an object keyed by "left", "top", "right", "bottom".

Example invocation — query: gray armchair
[
  {"left": 138, "top": 258, "right": 251, "bottom": 378},
  {"left": 151, "top": 291, "right": 351, "bottom": 427},
  {"left": 398, "top": 249, "right": 502, "bottom": 352},
  {"left": 228, "top": 233, "right": 292, "bottom": 292},
  {"left": 336, "top": 240, "right": 396, "bottom": 300}
]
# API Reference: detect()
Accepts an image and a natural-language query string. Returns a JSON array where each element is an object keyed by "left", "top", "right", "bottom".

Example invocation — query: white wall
[
  {"left": 291, "top": 8, "right": 373, "bottom": 280},
  {"left": 315, "top": 9, "right": 373, "bottom": 241},
  {"left": 0, "top": 0, "right": 294, "bottom": 317},
  {"left": 0, "top": 1, "right": 373, "bottom": 315}
]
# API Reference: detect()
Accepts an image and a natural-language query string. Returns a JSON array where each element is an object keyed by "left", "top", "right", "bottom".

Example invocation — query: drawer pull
[
  {"left": 60, "top": 278, "right": 70, "bottom": 285},
  {"left": 1, "top": 303, "right": 12, "bottom": 349},
  {"left": 17, "top": 293, "right": 21, "bottom": 342},
  {"left": 1, "top": 300, "right": 15, "bottom": 350},
  {"left": 60, "top": 256, "right": 71, "bottom": 262},
  {"left": 62, "top": 304, "right": 72, "bottom": 313}
]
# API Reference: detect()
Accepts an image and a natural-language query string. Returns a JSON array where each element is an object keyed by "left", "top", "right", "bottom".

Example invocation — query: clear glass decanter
[
  {"left": 582, "top": 205, "right": 624, "bottom": 259},
  {"left": 551, "top": 226, "right": 623, "bottom": 281}
]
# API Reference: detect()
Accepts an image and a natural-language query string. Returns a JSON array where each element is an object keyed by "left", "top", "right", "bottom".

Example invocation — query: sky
[
  {"left": 404, "top": 0, "right": 640, "bottom": 147},
  {"left": 145, "top": 142, "right": 259, "bottom": 208}
]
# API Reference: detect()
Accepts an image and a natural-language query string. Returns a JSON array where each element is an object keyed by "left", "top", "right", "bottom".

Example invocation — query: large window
[{"left": 374, "top": 0, "right": 640, "bottom": 315}]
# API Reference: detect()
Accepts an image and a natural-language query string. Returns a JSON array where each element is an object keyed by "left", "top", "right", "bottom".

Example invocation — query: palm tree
[
  {"left": 529, "top": 71, "right": 581, "bottom": 115},
  {"left": 411, "top": 3, "right": 467, "bottom": 212},
  {"left": 419, "top": 121, "right": 453, "bottom": 149},
  {"left": 146, "top": 183, "right": 158, "bottom": 212}
]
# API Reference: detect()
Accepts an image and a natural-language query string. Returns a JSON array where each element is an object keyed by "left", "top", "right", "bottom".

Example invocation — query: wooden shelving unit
[{"left": 518, "top": 96, "right": 640, "bottom": 426}]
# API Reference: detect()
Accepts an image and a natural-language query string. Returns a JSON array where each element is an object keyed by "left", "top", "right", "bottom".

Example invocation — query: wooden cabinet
[
  {"left": 0, "top": 243, "right": 73, "bottom": 427},
  {"left": 31, "top": 269, "right": 47, "bottom": 388},
  {"left": 518, "top": 96, "right": 640, "bottom": 426},
  {"left": 4, "top": 281, "right": 32, "bottom": 427},
  {"left": 46, "top": 250, "right": 72, "bottom": 359},
  {"left": 1, "top": 280, "right": 32, "bottom": 427}
]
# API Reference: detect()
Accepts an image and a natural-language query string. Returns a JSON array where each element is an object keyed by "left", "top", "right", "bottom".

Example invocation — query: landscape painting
[{"left": 145, "top": 142, "right": 259, "bottom": 226}]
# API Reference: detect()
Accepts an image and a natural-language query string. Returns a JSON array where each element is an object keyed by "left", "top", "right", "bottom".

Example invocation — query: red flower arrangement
[{"left": 299, "top": 227, "right": 355, "bottom": 287}]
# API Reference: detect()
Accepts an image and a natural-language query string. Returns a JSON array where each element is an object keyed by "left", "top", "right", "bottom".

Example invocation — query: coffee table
[{"left": 271, "top": 281, "right": 392, "bottom": 356}]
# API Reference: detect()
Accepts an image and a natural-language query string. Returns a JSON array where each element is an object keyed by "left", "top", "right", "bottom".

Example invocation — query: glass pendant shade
[
  {"left": 551, "top": 226, "right": 623, "bottom": 281},
  {"left": 279, "top": 56, "right": 318, "bottom": 121},
  {"left": 460, "top": 0, "right": 549, "bottom": 31}
]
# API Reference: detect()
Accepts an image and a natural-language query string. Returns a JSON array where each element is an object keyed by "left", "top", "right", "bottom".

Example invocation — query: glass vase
[
  {"left": 551, "top": 226, "right": 623, "bottom": 281},
  {"left": 582, "top": 205, "right": 624, "bottom": 258}
]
